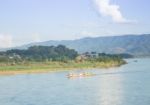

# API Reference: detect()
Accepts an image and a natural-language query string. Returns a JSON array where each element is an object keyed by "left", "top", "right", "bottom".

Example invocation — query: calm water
[{"left": 0, "top": 58, "right": 150, "bottom": 105}]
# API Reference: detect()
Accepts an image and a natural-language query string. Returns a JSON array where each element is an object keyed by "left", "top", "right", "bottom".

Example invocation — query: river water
[{"left": 0, "top": 58, "right": 150, "bottom": 105}]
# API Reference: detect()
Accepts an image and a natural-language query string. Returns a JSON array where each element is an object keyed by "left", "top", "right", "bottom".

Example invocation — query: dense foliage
[
  {"left": 98, "top": 53, "right": 133, "bottom": 59},
  {"left": 86, "top": 53, "right": 126, "bottom": 64},
  {"left": 0, "top": 45, "right": 78, "bottom": 62},
  {"left": 0, "top": 45, "right": 128, "bottom": 69},
  {"left": 0, "top": 46, "right": 128, "bottom": 72}
]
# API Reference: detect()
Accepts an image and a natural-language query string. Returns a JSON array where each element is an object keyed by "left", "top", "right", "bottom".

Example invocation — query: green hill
[{"left": 4, "top": 34, "right": 150, "bottom": 57}]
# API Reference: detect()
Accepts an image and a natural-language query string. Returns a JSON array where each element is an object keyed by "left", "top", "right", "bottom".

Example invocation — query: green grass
[{"left": 0, "top": 60, "right": 126, "bottom": 72}]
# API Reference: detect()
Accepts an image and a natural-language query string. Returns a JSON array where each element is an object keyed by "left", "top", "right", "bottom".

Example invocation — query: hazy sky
[{"left": 0, "top": 0, "right": 150, "bottom": 47}]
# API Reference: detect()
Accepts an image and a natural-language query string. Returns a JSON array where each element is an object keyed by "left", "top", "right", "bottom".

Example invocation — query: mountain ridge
[{"left": 2, "top": 34, "right": 150, "bottom": 56}]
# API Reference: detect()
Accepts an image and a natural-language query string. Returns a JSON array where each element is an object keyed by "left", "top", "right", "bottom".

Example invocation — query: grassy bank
[{"left": 0, "top": 60, "right": 126, "bottom": 75}]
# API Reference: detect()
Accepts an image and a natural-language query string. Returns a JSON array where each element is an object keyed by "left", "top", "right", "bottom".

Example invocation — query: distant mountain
[{"left": 6, "top": 34, "right": 150, "bottom": 56}]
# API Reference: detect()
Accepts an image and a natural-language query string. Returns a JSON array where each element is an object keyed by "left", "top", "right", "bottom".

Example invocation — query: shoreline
[
  {"left": 0, "top": 65, "right": 124, "bottom": 76},
  {"left": 0, "top": 60, "right": 126, "bottom": 75}
]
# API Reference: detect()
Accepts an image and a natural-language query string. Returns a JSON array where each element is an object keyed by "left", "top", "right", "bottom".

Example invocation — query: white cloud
[
  {"left": 0, "top": 34, "right": 13, "bottom": 48},
  {"left": 94, "top": 0, "right": 133, "bottom": 23}
]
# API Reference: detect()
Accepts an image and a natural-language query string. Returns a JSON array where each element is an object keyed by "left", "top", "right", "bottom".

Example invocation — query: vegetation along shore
[{"left": 0, "top": 45, "right": 128, "bottom": 75}]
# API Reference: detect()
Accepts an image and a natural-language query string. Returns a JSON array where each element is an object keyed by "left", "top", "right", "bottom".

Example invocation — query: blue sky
[{"left": 0, "top": 0, "right": 150, "bottom": 48}]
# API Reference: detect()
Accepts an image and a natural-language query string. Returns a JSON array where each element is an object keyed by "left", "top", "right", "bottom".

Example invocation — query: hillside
[{"left": 8, "top": 34, "right": 150, "bottom": 56}]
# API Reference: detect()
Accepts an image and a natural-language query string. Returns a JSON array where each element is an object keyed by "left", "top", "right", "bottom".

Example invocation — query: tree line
[
  {"left": 0, "top": 45, "right": 78, "bottom": 62},
  {"left": 0, "top": 45, "right": 132, "bottom": 64}
]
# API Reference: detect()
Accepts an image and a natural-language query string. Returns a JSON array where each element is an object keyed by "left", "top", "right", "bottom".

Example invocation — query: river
[{"left": 0, "top": 58, "right": 150, "bottom": 105}]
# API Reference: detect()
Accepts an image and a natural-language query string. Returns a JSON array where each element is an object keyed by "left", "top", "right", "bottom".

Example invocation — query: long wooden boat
[{"left": 67, "top": 73, "right": 95, "bottom": 78}]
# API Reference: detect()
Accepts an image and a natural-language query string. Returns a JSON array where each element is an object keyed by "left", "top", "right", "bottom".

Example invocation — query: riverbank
[{"left": 0, "top": 60, "right": 126, "bottom": 75}]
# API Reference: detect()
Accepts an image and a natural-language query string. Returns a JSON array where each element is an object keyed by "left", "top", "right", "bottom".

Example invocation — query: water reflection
[
  {"left": 0, "top": 58, "right": 150, "bottom": 105},
  {"left": 99, "top": 74, "right": 124, "bottom": 105}
]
